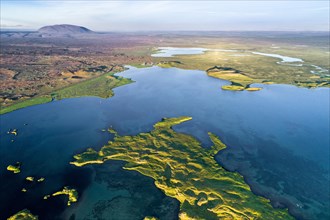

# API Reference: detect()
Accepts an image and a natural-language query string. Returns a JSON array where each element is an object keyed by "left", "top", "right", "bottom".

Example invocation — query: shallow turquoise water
[{"left": 1, "top": 66, "right": 329, "bottom": 219}]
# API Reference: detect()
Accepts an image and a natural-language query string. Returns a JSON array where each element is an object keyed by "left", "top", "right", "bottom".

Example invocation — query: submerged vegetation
[
  {"left": 71, "top": 117, "right": 293, "bottom": 219},
  {"left": 7, "top": 209, "right": 38, "bottom": 220}
]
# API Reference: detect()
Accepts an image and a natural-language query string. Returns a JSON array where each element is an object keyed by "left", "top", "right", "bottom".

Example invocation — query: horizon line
[{"left": 1, "top": 28, "right": 329, "bottom": 33}]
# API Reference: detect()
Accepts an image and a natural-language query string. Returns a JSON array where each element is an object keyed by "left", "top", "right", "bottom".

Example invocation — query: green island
[
  {"left": 71, "top": 117, "right": 293, "bottom": 219},
  {"left": 206, "top": 66, "right": 262, "bottom": 91},
  {"left": 43, "top": 195, "right": 51, "bottom": 200},
  {"left": 26, "top": 176, "right": 34, "bottom": 182},
  {"left": 7, "top": 209, "right": 38, "bottom": 220},
  {"left": 24, "top": 176, "right": 44, "bottom": 182},
  {"left": 51, "top": 186, "right": 78, "bottom": 206},
  {"left": 141, "top": 61, "right": 263, "bottom": 91},
  {"left": 143, "top": 217, "right": 159, "bottom": 220},
  {"left": 7, "top": 162, "right": 21, "bottom": 174},
  {"left": 153, "top": 62, "right": 265, "bottom": 91},
  {"left": 0, "top": 71, "right": 132, "bottom": 115},
  {"left": 157, "top": 61, "right": 183, "bottom": 68},
  {"left": 37, "top": 177, "right": 45, "bottom": 182},
  {"left": 7, "top": 129, "right": 18, "bottom": 136}
]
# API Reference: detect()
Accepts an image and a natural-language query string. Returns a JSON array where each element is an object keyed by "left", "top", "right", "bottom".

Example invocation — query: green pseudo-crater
[{"left": 71, "top": 117, "right": 293, "bottom": 220}]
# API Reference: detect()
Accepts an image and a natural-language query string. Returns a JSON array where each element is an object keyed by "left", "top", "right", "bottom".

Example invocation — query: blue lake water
[
  {"left": 151, "top": 47, "right": 303, "bottom": 63},
  {"left": 151, "top": 47, "right": 208, "bottom": 57},
  {"left": 251, "top": 51, "right": 304, "bottom": 63},
  {"left": 1, "top": 66, "right": 329, "bottom": 219}
]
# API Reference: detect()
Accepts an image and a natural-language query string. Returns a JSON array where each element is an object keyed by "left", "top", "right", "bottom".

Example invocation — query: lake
[
  {"left": 151, "top": 47, "right": 208, "bottom": 57},
  {"left": 152, "top": 47, "right": 330, "bottom": 76},
  {"left": 1, "top": 66, "right": 329, "bottom": 219},
  {"left": 251, "top": 51, "right": 304, "bottom": 63}
]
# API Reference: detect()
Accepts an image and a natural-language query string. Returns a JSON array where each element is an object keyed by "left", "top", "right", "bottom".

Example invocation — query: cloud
[
  {"left": 0, "top": 1, "right": 329, "bottom": 31},
  {"left": 1, "top": 24, "right": 24, "bottom": 28}
]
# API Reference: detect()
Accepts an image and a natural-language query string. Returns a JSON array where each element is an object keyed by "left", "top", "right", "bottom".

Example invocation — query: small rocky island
[{"left": 7, "top": 162, "right": 21, "bottom": 174}]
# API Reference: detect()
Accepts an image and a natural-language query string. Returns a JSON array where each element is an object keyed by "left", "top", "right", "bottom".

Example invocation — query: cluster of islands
[
  {"left": 5, "top": 125, "right": 78, "bottom": 220},
  {"left": 6, "top": 158, "right": 78, "bottom": 218},
  {"left": 6, "top": 117, "right": 293, "bottom": 219}
]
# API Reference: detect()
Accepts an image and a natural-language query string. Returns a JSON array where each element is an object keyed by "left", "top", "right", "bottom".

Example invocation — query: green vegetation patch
[
  {"left": 151, "top": 46, "right": 329, "bottom": 90},
  {"left": 26, "top": 176, "right": 34, "bottom": 182},
  {"left": 37, "top": 177, "right": 45, "bottom": 182},
  {"left": 144, "top": 217, "right": 159, "bottom": 220},
  {"left": 8, "top": 129, "right": 18, "bottom": 136},
  {"left": 0, "top": 71, "right": 132, "bottom": 115},
  {"left": 221, "top": 85, "right": 262, "bottom": 92},
  {"left": 71, "top": 117, "right": 293, "bottom": 219},
  {"left": 245, "top": 87, "right": 262, "bottom": 91},
  {"left": 157, "top": 61, "right": 183, "bottom": 68},
  {"left": 221, "top": 85, "right": 246, "bottom": 91},
  {"left": 7, "top": 209, "right": 38, "bottom": 220},
  {"left": 207, "top": 66, "right": 263, "bottom": 92},
  {"left": 7, "top": 162, "right": 21, "bottom": 174},
  {"left": 52, "top": 186, "right": 78, "bottom": 206},
  {"left": 294, "top": 80, "right": 330, "bottom": 89},
  {"left": 53, "top": 72, "right": 132, "bottom": 100},
  {"left": 0, "top": 96, "right": 52, "bottom": 115}
]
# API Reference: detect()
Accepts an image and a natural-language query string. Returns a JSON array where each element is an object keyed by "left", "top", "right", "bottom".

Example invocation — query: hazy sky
[{"left": 1, "top": 0, "right": 329, "bottom": 31}]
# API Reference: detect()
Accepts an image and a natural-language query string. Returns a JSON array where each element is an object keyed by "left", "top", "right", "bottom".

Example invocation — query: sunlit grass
[
  {"left": 71, "top": 117, "right": 293, "bottom": 219},
  {"left": 0, "top": 72, "right": 133, "bottom": 115}
]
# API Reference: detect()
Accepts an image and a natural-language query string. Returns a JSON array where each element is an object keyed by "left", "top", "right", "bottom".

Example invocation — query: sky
[{"left": 1, "top": 0, "right": 329, "bottom": 31}]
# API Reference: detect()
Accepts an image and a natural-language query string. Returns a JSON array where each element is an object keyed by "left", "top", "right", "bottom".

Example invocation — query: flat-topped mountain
[{"left": 38, "top": 24, "right": 93, "bottom": 35}]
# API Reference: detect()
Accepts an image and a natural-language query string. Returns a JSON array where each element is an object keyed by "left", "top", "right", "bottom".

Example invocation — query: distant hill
[{"left": 38, "top": 24, "right": 93, "bottom": 35}]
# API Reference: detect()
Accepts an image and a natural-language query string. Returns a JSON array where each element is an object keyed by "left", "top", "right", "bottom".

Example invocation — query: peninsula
[{"left": 71, "top": 117, "right": 293, "bottom": 219}]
